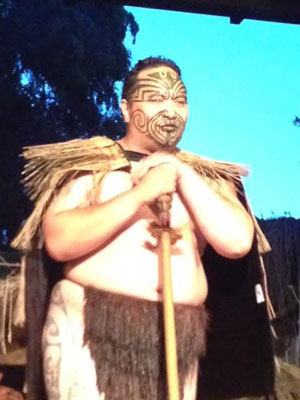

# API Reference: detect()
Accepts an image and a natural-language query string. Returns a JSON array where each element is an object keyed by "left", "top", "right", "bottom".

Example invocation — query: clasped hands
[{"left": 131, "top": 151, "right": 190, "bottom": 205}]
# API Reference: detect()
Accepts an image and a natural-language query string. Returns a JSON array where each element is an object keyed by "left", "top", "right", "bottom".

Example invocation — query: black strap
[{"left": 123, "top": 149, "right": 148, "bottom": 162}]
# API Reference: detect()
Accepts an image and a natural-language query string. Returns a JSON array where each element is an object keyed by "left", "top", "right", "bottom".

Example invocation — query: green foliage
[{"left": 0, "top": 0, "right": 138, "bottom": 248}]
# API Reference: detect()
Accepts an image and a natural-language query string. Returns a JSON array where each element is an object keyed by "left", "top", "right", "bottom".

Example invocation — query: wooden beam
[{"left": 108, "top": 0, "right": 300, "bottom": 25}]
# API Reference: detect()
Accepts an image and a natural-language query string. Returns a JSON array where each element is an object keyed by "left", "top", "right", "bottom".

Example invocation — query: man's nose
[{"left": 164, "top": 100, "right": 176, "bottom": 118}]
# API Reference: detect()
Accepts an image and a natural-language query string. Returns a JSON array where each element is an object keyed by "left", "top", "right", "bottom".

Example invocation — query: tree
[
  {"left": 0, "top": 0, "right": 138, "bottom": 248},
  {"left": 293, "top": 116, "right": 300, "bottom": 127}
]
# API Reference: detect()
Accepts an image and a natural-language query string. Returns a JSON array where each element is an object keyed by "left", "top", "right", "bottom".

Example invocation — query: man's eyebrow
[
  {"left": 173, "top": 91, "right": 187, "bottom": 96},
  {"left": 173, "top": 92, "right": 187, "bottom": 99},
  {"left": 143, "top": 90, "right": 164, "bottom": 98},
  {"left": 147, "top": 91, "right": 166, "bottom": 96}
]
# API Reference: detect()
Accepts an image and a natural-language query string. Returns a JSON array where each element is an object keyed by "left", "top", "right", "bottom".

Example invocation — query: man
[
  {"left": 12, "top": 57, "right": 274, "bottom": 400},
  {"left": 40, "top": 56, "right": 255, "bottom": 400}
]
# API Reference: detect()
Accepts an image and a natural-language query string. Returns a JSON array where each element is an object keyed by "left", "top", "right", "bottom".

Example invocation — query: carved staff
[{"left": 157, "top": 194, "right": 180, "bottom": 400}]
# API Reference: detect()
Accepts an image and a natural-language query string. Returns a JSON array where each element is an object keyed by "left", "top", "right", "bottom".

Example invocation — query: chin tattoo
[{"left": 132, "top": 109, "right": 185, "bottom": 146}]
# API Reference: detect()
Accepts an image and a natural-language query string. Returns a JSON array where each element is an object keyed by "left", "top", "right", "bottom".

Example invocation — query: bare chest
[{"left": 100, "top": 168, "right": 191, "bottom": 229}]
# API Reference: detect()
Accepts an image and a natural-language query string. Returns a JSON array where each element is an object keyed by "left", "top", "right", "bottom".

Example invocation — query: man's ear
[{"left": 120, "top": 99, "right": 130, "bottom": 123}]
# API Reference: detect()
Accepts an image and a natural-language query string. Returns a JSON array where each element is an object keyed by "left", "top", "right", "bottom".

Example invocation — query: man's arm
[
  {"left": 132, "top": 152, "right": 254, "bottom": 259},
  {"left": 177, "top": 164, "right": 254, "bottom": 259},
  {"left": 43, "top": 164, "right": 177, "bottom": 262}
]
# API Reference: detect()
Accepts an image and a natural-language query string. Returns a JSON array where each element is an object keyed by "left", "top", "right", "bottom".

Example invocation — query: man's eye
[{"left": 175, "top": 98, "right": 187, "bottom": 105}]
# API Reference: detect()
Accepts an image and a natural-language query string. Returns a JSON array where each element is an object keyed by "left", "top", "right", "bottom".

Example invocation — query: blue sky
[{"left": 124, "top": 6, "right": 300, "bottom": 219}]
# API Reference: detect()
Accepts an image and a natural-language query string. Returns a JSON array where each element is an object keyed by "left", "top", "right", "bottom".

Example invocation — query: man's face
[{"left": 122, "top": 66, "right": 188, "bottom": 148}]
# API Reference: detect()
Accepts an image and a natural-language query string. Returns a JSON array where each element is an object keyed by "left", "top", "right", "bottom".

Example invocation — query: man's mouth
[{"left": 159, "top": 124, "right": 177, "bottom": 132}]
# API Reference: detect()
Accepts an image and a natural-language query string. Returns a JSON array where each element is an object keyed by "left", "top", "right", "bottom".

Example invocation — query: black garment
[{"left": 199, "top": 237, "right": 274, "bottom": 399}]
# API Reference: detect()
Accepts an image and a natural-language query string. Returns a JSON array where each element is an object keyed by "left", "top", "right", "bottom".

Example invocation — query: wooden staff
[{"left": 157, "top": 194, "right": 180, "bottom": 400}]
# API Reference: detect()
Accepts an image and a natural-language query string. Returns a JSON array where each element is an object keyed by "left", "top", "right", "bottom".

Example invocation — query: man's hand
[
  {"left": 132, "top": 151, "right": 187, "bottom": 204},
  {"left": 134, "top": 163, "right": 178, "bottom": 204},
  {"left": 132, "top": 151, "right": 185, "bottom": 183},
  {"left": 0, "top": 373, "right": 24, "bottom": 400}
]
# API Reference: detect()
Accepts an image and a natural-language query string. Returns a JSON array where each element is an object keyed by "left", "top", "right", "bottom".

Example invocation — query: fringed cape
[{"left": 11, "top": 136, "right": 275, "bottom": 400}]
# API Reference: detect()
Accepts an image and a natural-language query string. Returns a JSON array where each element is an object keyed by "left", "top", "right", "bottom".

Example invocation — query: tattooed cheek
[{"left": 131, "top": 110, "right": 148, "bottom": 134}]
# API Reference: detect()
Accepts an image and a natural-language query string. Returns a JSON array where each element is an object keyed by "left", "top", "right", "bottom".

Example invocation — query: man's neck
[
  {"left": 117, "top": 135, "right": 177, "bottom": 155},
  {"left": 117, "top": 136, "right": 153, "bottom": 154}
]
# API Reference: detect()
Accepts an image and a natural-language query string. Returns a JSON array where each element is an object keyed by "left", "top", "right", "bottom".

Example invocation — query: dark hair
[{"left": 122, "top": 56, "right": 182, "bottom": 100}]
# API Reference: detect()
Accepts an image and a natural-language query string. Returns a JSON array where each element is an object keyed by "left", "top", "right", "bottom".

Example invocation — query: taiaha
[{"left": 156, "top": 193, "right": 180, "bottom": 400}]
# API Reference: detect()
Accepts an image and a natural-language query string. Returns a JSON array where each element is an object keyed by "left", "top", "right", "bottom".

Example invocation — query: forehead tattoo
[
  {"left": 148, "top": 70, "right": 179, "bottom": 89},
  {"left": 128, "top": 69, "right": 187, "bottom": 102}
]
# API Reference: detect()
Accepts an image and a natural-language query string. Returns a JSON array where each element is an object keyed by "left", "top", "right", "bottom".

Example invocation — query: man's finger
[{"left": 132, "top": 160, "right": 176, "bottom": 185}]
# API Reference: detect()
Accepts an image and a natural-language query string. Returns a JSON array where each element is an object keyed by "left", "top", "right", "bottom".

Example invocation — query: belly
[{"left": 64, "top": 218, "right": 208, "bottom": 306}]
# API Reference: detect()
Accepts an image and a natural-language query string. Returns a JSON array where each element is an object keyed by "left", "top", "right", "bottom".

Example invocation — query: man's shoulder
[
  {"left": 176, "top": 148, "right": 249, "bottom": 180},
  {"left": 11, "top": 136, "right": 128, "bottom": 250},
  {"left": 22, "top": 135, "right": 120, "bottom": 161},
  {"left": 23, "top": 135, "right": 128, "bottom": 179},
  {"left": 24, "top": 135, "right": 131, "bottom": 201}
]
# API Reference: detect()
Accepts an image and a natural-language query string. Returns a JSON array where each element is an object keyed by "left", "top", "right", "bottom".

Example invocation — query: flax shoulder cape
[{"left": 12, "top": 136, "right": 275, "bottom": 400}]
